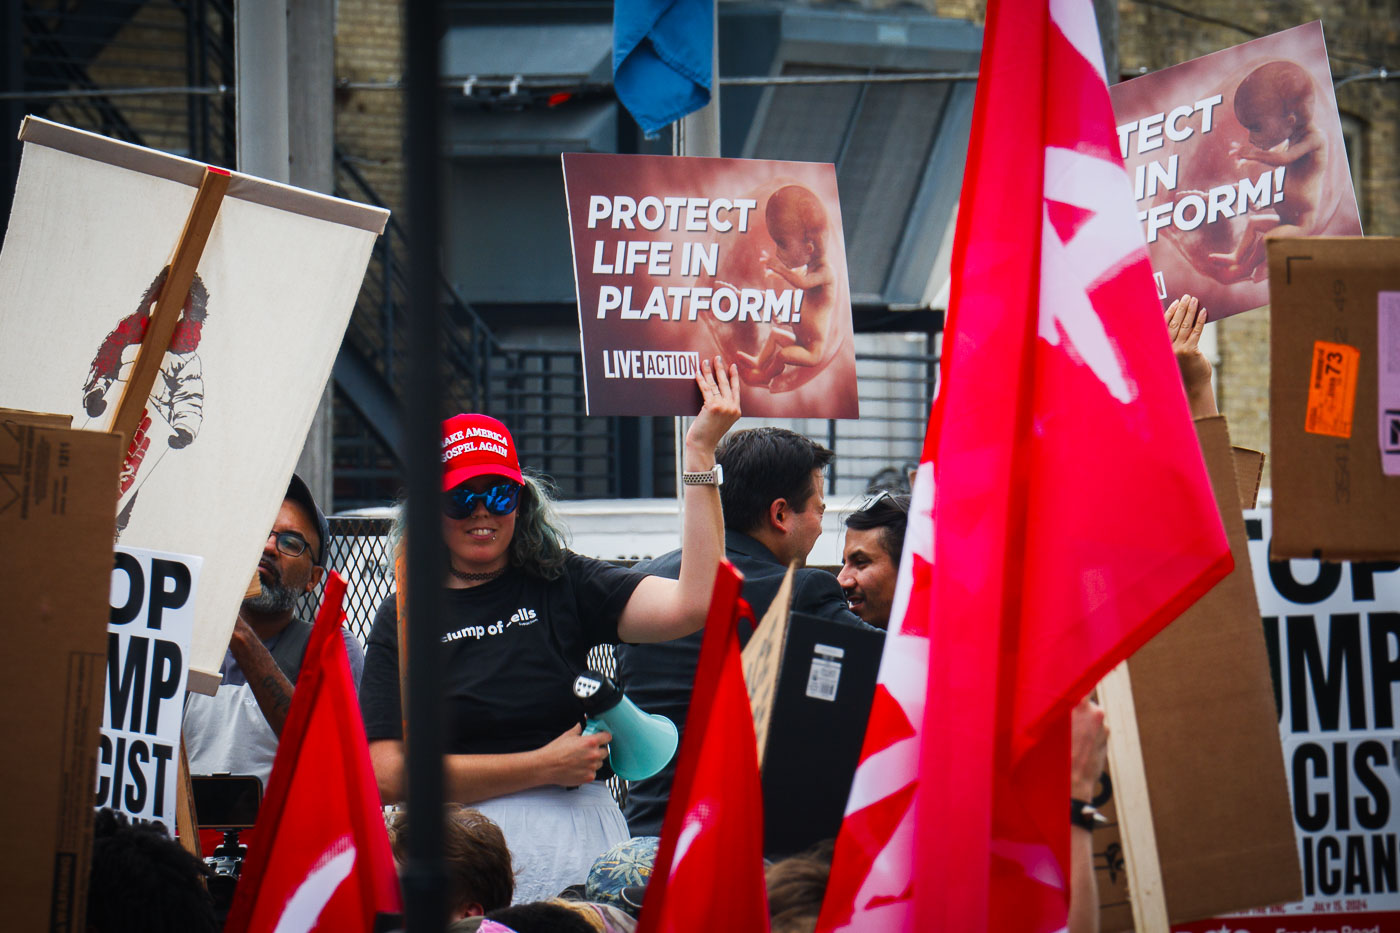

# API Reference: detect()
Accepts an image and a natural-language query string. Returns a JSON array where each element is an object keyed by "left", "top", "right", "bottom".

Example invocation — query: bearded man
[{"left": 182, "top": 474, "right": 364, "bottom": 787}]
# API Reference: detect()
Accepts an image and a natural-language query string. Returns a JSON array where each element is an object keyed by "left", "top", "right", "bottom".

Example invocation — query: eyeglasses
[
  {"left": 268, "top": 530, "right": 314, "bottom": 559},
  {"left": 443, "top": 480, "right": 522, "bottom": 519},
  {"left": 856, "top": 488, "right": 909, "bottom": 514}
]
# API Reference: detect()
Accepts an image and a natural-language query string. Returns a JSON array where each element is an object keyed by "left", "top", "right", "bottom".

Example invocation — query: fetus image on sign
[
  {"left": 1163, "top": 60, "right": 1328, "bottom": 285},
  {"left": 703, "top": 183, "right": 847, "bottom": 394},
  {"left": 81, "top": 267, "right": 208, "bottom": 534}
]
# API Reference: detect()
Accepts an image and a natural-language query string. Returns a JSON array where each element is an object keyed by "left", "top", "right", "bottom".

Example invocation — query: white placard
[
  {"left": 0, "top": 118, "right": 387, "bottom": 693},
  {"left": 97, "top": 546, "right": 201, "bottom": 831}
]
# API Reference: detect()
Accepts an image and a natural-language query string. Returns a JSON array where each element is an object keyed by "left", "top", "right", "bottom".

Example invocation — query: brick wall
[{"left": 334, "top": 0, "right": 405, "bottom": 217}]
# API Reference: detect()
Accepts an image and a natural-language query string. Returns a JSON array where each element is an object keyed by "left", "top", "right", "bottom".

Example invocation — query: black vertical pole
[
  {"left": 1, "top": 0, "right": 25, "bottom": 251},
  {"left": 402, "top": 0, "right": 447, "bottom": 930}
]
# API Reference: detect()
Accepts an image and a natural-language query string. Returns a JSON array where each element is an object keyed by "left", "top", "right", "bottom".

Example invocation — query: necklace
[{"left": 448, "top": 564, "right": 508, "bottom": 583}]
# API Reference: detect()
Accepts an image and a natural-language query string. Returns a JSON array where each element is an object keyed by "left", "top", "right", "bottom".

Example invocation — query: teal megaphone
[{"left": 573, "top": 670, "right": 678, "bottom": 781}]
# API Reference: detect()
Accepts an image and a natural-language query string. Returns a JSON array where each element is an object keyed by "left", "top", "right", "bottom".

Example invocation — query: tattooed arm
[{"left": 229, "top": 617, "right": 295, "bottom": 736}]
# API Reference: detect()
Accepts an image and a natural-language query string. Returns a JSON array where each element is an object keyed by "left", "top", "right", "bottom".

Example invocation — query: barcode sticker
[{"left": 806, "top": 657, "right": 842, "bottom": 702}]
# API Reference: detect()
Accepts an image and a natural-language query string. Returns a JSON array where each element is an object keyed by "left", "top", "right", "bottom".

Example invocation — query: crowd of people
[{"left": 102, "top": 308, "right": 1227, "bottom": 930}]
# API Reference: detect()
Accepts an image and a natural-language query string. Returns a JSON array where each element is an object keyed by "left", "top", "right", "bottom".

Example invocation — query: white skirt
[{"left": 473, "top": 782, "right": 629, "bottom": 904}]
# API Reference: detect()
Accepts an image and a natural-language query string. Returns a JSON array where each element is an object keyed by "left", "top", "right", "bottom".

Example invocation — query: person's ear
[
  {"left": 305, "top": 565, "right": 325, "bottom": 593},
  {"left": 768, "top": 498, "right": 791, "bottom": 534}
]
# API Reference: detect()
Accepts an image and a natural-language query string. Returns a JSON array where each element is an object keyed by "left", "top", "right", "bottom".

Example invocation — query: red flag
[
  {"left": 818, "top": 0, "right": 1233, "bottom": 929},
  {"left": 637, "top": 561, "right": 770, "bottom": 933},
  {"left": 224, "top": 572, "right": 403, "bottom": 933}
]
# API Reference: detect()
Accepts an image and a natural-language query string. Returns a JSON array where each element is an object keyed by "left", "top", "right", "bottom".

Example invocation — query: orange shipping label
[{"left": 1305, "top": 340, "right": 1360, "bottom": 438}]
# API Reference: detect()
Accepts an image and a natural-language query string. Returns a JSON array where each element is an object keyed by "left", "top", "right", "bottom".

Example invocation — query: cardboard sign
[
  {"left": 562, "top": 153, "right": 859, "bottom": 418},
  {"left": 1268, "top": 237, "right": 1400, "bottom": 562},
  {"left": 0, "top": 117, "right": 388, "bottom": 694},
  {"left": 1096, "top": 416, "right": 1298, "bottom": 931},
  {"left": 1379, "top": 292, "right": 1400, "bottom": 476},
  {"left": 1109, "top": 22, "right": 1361, "bottom": 319},
  {"left": 98, "top": 546, "right": 200, "bottom": 832},
  {"left": 0, "top": 419, "right": 122, "bottom": 932},
  {"left": 1169, "top": 510, "right": 1400, "bottom": 932}
]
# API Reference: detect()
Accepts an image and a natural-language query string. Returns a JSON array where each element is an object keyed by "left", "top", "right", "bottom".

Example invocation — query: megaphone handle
[{"left": 582, "top": 718, "right": 604, "bottom": 736}]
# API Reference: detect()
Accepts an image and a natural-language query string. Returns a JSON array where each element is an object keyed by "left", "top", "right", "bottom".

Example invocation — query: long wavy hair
[{"left": 391, "top": 470, "right": 570, "bottom": 582}]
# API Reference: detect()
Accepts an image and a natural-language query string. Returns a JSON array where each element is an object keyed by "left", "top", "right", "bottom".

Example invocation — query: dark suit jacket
[{"left": 613, "top": 530, "right": 872, "bottom": 835}]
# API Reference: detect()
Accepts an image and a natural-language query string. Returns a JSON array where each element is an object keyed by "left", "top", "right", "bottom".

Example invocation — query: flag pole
[
  {"left": 401, "top": 0, "right": 448, "bottom": 928},
  {"left": 672, "top": 0, "right": 720, "bottom": 519}
]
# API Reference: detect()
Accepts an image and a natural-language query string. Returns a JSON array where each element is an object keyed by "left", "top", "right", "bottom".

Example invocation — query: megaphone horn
[{"left": 573, "top": 671, "right": 678, "bottom": 781}]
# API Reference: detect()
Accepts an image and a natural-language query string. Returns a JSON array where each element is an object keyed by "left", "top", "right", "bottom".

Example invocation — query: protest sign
[
  {"left": 1, "top": 418, "right": 122, "bottom": 932},
  {"left": 1170, "top": 509, "right": 1400, "bottom": 932},
  {"left": 562, "top": 153, "right": 859, "bottom": 418},
  {"left": 1109, "top": 22, "right": 1361, "bottom": 319},
  {"left": 0, "top": 117, "right": 387, "bottom": 694},
  {"left": 98, "top": 546, "right": 200, "bottom": 832}
]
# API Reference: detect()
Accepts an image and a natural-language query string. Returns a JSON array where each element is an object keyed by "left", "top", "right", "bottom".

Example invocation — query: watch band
[
  {"left": 681, "top": 464, "right": 724, "bottom": 487},
  {"left": 1070, "top": 798, "right": 1105, "bottom": 832}
]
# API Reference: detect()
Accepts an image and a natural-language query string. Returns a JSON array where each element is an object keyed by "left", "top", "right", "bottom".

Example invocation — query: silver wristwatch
[{"left": 681, "top": 464, "right": 724, "bottom": 487}]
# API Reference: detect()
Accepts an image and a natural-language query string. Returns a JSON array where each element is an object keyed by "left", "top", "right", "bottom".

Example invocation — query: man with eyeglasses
[
  {"left": 838, "top": 489, "right": 909, "bottom": 629},
  {"left": 182, "top": 474, "right": 365, "bottom": 789}
]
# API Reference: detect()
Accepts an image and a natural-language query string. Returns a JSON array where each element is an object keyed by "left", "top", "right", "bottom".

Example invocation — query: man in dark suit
[{"left": 615, "top": 427, "right": 875, "bottom": 835}]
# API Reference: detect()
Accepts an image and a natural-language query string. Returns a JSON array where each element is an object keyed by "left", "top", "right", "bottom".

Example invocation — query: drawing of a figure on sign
[{"left": 81, "top": 268, "right": 208, "bottom": 533}]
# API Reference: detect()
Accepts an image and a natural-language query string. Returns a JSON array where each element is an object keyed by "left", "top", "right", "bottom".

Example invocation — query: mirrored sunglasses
[{"left": 443, "top": 480, "right": 522, "bottom": 519}]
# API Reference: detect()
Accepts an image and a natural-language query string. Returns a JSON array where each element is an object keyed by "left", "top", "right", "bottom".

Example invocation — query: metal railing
[{"left": 19, "top": 0, "right": 235, "bottom": 165}]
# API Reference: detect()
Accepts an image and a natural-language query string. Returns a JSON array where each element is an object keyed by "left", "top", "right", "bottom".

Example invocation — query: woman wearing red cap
[{"left": 360, "top": 358, "right": 740, "bottom": 902}]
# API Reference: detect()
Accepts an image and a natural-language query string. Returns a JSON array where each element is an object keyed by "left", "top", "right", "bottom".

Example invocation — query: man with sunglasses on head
[
  {"left": 838, "top": 489, "right": 909, "bottom": 629},
  {"left": 183, "top": 474, "right": 365, "bottom": 790}
]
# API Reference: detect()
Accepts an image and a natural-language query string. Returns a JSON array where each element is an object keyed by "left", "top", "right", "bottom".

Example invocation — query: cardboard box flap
[
  {"left": 1231, "top": 445, "right": 1264, "bottom": 511},
  {"left": 1268, "top": 236, "right": 1400, "bottom": 561}
]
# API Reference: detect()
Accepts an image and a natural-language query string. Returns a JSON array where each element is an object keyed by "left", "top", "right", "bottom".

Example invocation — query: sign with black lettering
[
  {"left": 97, "top": 546, "right": 200, "bottom": 831},
  {"left": 1178, "top": 510, "right": 1400, "bottom": 931}
]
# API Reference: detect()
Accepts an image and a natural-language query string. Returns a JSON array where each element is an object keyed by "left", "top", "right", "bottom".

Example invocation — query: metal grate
[{"left": 19, "top": 0, "right": 236, "bottom": 164}]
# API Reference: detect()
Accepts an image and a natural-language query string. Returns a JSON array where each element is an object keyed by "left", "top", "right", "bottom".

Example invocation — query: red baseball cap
[{"left": 440, "top": 413, "right": 523, "bottom": 491}]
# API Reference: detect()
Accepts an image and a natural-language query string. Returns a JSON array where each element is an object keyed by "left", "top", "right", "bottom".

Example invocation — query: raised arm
[
  {"left": 1165, "top": 294, "right": 1217, "bottom": 419},
  {"left": 616, "top": 357, "right": 741, "bottom": 643},
  {"left": 1068, "top": 697, "right": 1108, "bottom": 933},
  {"left": 229, "top": 616, "right": 294, "bottom": 737}
]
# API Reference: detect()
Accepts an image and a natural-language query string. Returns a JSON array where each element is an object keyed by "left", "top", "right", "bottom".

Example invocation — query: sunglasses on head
[
  {"left": 443, "top": 480, "right": 522, "bottom": 519},
  {"left": 856, "top": 488, "right": 909, "bottom": 514}
]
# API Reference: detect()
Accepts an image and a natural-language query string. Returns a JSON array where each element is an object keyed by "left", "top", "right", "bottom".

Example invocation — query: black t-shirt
[{"left": 359, "top": 552, "right": 647, "bottom": 759}]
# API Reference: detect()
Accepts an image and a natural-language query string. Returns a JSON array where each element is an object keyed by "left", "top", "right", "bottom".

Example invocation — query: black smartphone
[{"left": 191, "top": 774, "right": 263, "bottom": 830}]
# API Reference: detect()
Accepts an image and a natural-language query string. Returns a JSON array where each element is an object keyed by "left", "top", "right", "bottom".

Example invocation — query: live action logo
[{"left": 602, "top": 349, "right": 701, "bottom": 380}]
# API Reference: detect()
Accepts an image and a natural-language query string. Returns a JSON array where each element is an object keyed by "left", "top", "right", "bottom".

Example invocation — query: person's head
[
  {"left": 485, "top": 901, "right": 596, "bottom": 933},
  {"left": 439, "top": 414, "right": 568, "bottom": 580},
  {"left": 765, "top": 841, "right": 834, "bottom": 933},
  {"left": 87, "top": 808, "right": 218, "bottom": 933},
  {"left": 1233, "top": 61, "right": 1315, "bottom": 149},
  {"left": 243, "top": 473, "right": 327, "bottom": 617},
  {"left": 586, "top": 836, "right": 659, "bottom": 918},
  {"left": 389, "top": 806, "right": 515, "bottom": 920},
  {"left": 838, "top": 491, "right": 909, "bottom": 628},
  {"left": 766, "top": 185, "right": 829, "bottom": 268},
  {"left": 717, "top": 427, "right": 833, "bottom": 566}
]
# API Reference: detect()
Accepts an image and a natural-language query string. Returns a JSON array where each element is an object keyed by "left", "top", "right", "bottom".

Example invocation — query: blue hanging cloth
[{"left": 613, "top": 0, "right": 713, "bottom": 136}]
